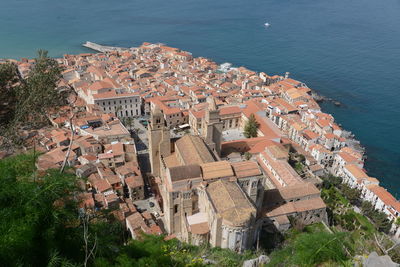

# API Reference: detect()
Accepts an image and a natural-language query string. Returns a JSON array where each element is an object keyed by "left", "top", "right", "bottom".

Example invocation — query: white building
[{"left": 93, "top": 90, "right": 141, "bottom": 117}]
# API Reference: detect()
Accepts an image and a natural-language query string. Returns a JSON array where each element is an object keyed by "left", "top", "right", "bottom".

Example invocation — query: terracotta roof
[
  {"left": 338, "top": 152, "right": 358, "bottom": 164},
  {"left": 200, "top": 161, "right": 234, "bottom": 180},
  {"left": 257, "top": 151, "right": 302, "bottom": 187},
  {"left": 207, "top": 180, "right": 256, "bottom": 227},
  {"left": 106, "top": 174, "right": 121, "bottom": 185},
  {"left": 164, "top": 153, "right": 181, "bottom": 168},
  {"left": 368, "top": 185, "right": 400, "bottom": 211},
  {"left": 88, "top": 80, "right": 113, "bottom": 91},
  {"left": 231, "top": 161, "right": 261, "bottom": 178},
  {"left": 316, "top": 119, "right": 331, "bottom": 128},
  {"left": 266, "top": 197, "right": 326, "bottom": 217},
  {"left": 345, "top": 164, "right": 368, "bottom": 179},
  {"left": 126, "top": 212, "right": 146, "bottom": 231},
  {"left": 94, "top": 179, "right": 112, "bottom": 192},
  {"left": 93, "top": 90, "right": 138, "bottom": 100},
  {"left": 303, "top": 130, "right": 319, "bottom": 140},
  {"left": 169, "top": 165, "right": 202, "bottom": 182},
  {"left": 175, "top": 135, "right": 215, "bottom": 165},
  {"left": 219, "top": 106, "right": 241, "bottom": 116},
  {"left": 125, "top": 175, "right": 144, "bottom": 188},
  {"left": 278, "top": 182, "right": 320, "bottom": 201}
]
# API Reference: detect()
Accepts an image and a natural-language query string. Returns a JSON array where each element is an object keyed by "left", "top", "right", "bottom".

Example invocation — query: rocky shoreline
[{"left": 311, "top": 90, "right": 342, "bottom": 106}]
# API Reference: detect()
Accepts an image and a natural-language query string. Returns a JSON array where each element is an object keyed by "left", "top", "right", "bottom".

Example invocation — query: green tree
[
  {"left": 371, "top": 211, "right": 392, "bottom": 233},
  {"left": 361, "top": 201, "right": 374, "bottom": 216},
  {"left": 243, "top": 114, "right": 259, "bottom": 138},
  {"left": 0, "top": 152, "right": 127, "bottom": 266},
  {"left": 244, "top": 152, "right": 252, "bottom": 160},
  {"left": 1, "top": 50, "right": 69, "bottom": 149},
  {"left": 0, "top": 154, "right": 80, "bottom": 266},
  {"left": 341, "top": 184, "right": 361, "bottom": 205},
  {"left": 13, "top": 50, "right": 66, "bottom": 128},
  {"left": 361, "top": 201, "right": 392, "bottom": 233},
  {"left": 0, "top": 63, "right": 20, "bottom": 127},
  {"left": 322, "top": 174, "right": 343, "bottom": 189}
]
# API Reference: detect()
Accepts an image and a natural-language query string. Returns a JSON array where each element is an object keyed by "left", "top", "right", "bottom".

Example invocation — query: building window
[{"left": 174, "top": 204, "right": 178, "bottom": 214}]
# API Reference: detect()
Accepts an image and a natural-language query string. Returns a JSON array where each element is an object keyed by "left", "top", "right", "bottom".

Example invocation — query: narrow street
[{"left": 122, "top": 116, "right": 168, "bottom": 230}]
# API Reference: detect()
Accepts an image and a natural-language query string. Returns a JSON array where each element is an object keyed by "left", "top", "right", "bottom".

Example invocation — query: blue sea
[{"left": 1, "top": 0, "right": 399, "bottom": 197}]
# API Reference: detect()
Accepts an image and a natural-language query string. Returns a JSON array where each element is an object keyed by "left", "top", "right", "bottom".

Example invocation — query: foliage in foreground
[
  {"left": 0, "top": 152, "right": 258, "bottom": 267},
  {"left": 267, "top": 229, "right": 353, "bottom": 267},
  {"left": 0, "top": 153, "right": 81, "bottom": 266}
]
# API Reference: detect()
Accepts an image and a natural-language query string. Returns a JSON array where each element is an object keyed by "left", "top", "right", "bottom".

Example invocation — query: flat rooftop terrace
[{"left": 222, "top": 129, "right": 245, "bottom": 142}]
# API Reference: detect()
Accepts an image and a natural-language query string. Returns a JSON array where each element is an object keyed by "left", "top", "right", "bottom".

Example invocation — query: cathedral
[{"left": 148, "top": 100, "right": 327, "bottom": 252}]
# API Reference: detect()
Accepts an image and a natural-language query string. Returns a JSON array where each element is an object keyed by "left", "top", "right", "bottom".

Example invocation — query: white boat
[{"left": 264, "top": 22, "right": 270, "bottom": 27}]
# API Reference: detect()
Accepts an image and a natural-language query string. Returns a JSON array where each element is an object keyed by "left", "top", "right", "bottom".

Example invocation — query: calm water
[{"left": 1, "top": 0, "right": 399, "bottom": 196}]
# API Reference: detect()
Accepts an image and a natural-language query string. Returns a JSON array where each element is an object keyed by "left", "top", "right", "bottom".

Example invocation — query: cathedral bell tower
[
  {"left": 201, "top": 97, "right": 223, "bottom": 156},
  {"left": 148, "top": 106, "right": 171, "bottom": 177}
]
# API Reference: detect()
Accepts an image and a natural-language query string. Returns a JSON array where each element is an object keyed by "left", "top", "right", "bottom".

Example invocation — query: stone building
[
  {"left": 199, "top": 180, "right": 257, "bottom": 251},
  {"left": 148, "top": 106, "right": 171, "bottom": 177},
  {"left": 201, "top": 97, "right": 223, "bottom": 156},
  {"left": 148, "top": 108, "right": 327, "bottom": 252}
]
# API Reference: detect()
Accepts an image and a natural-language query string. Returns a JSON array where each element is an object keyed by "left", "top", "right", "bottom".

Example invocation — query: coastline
[
  {"left": 78, "top": 41, "right": 394, "bottom": 204},
  {"left": 1, "top": 41, "right": 395, "bottom": 204}
]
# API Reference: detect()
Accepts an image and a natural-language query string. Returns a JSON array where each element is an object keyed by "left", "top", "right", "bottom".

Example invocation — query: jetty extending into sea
[{"left": 82, "top": 41, "right": 129, "bottom": 53}]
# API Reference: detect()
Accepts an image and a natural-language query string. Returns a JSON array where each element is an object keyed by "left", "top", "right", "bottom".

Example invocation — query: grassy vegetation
[
  {"left": 0, "top": 151, "right": 40, "bottom": 180},
  {"left": 322, "top": 185, "right": 376, "bottom": 234},
  {"left": 293, "top": 162, "right": 304, "bottom": 174},
  {"left": 320, "top": 182, "right": 400, "bottom": 263},
  {"left": 266, "top": 223, "right": 354, "bottom": 267}
]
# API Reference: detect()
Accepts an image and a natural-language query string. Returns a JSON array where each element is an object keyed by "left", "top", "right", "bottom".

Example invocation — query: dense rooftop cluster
[{"left": 10, "top": 41, "right": 400, "bottom": 249}]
